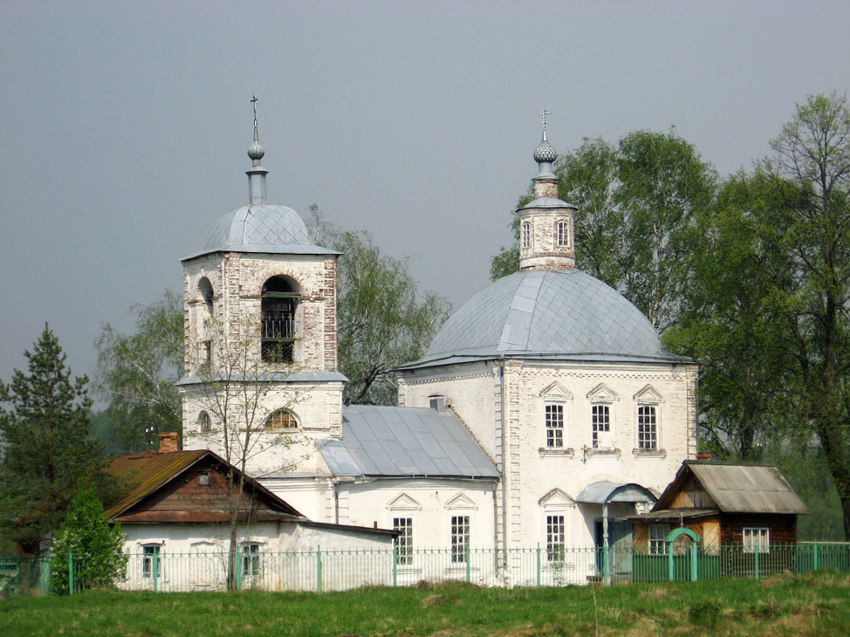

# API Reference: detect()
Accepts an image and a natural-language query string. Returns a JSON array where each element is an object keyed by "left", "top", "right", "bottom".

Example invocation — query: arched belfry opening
[
  {"left": 198, "top": 277, "right": 214, "bottom": 318},
  {"left": 261, "top": 275, "right": 300, "bottom": 363}
]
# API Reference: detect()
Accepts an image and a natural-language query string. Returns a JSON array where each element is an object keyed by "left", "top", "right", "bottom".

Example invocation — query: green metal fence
[{"left": 3, "top": 543, "right": 849, "bottom": 596}]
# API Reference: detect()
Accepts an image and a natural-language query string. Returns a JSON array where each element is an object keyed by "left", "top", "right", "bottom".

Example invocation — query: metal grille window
[
  {"left": 521, "top": 221, "right": 531, "bottom": 250},
  {"left": 451, "top": 515, "right": 470, "bottom": 563},
  {"left": 743, "top": 527, "right": 770, "bottom": 553},
  {"left": 242, "top": 543, "right": 261, "bottom": 577},
  {"left": 142, "top": 545, "right": 161, "bottom": 578},
  {"left": 393, "top": 518, "right": 413, "bottom": 565},
  {"left": 592, "top": 404, "right": 610, "bottom": 448},
  {"left": 546, "top": 515, "right": 565, "bottom": 562},
  {"left": 637, "top": 405, "right": 657, "bottom": 450},
  {"left": 556, "top": 220, "right": 570, "bottom": 247},
  {"left": 261, "top": 276, "right": 299, "bottom": 363},
  {"left": 649, "top": 524, "right": 670, "bottom": 555},
  {"left": 545, "top": 404, "right": 564, "bottom": 448}
]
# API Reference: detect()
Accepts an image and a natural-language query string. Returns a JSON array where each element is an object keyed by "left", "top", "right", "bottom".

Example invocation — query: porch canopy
[{"left": 576, "top": 481, "right": 657, "bottom": 506}]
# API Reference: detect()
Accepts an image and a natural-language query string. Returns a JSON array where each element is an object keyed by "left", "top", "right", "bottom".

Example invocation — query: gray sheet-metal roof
[
  {"left": 654, "top": 461, "right": 809, "bottom": 515},
  {"left": 318, "top": 405, "right": 499, "bottom": 480},
  {"left": 629, "top": 508, "right": 719, "bottom": 523},
  {"left": 183, "top": 204, "right": 339, "bottom": 261},
  {"left": 176, "top": 370, "right": 347, "bottom": 386},
  {"left": 576, "top": 481, "right": 657, "bottom": 504},
  {"left": 404, "top": 270, "right": 686, "bottom": 368}
]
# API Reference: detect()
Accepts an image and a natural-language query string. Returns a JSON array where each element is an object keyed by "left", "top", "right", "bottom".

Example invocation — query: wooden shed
[{"left": 630, "top": 460, "right": 808, "bottom": 553}]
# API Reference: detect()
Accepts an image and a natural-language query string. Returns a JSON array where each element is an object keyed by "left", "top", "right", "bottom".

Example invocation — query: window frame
[
  {"left": 591, "top": 403, "right": 611, "bottom": 448},
  {"left": 546, "top": 514, "right": 566, "bottom": 563},
  {"left": 261, "top": 276, "right": 300, "bottom": 364},
  {"left": 142, "top": 544, "right": 162, "bottom": 579},
  {"left": 556, "top": 220, "right": 570, "bottom": 248},
  {"left": 521, "top": 221, "right": 532, "bottom": 250},
  {"left": 450, "top": 515, "right": 470, "bottom": 564},
  {"left": 545, "top": 403, "right": 564, "bottom": 449},
  {"left": 393, "top": 517, "right": 413, "bottom": 566},
  {"left": 265, "top": 408, "right": 299, "bottom": 431},
  {"left": 198, "top": 410, "right": 211, "bottom": 434},
  {"left": 649, "top": 524, "right": 670, "bottom": 555},
  {"left": 241, "top": 542, "right": 261, "bottom": 577},
  {"left": 743, "top": 527, "right": 770, "bottom": 554},
  {"left": 637, "top": 404, "right": 657, "bottom": 451}
]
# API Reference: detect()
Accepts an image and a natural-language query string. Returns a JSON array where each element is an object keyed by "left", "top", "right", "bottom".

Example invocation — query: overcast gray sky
[{"left": 2, "top": 0, "right": 849, "bottom": 385}]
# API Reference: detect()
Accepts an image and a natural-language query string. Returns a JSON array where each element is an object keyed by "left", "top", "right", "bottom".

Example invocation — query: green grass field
[{"left": 1, "top": 572, "right": 849, "bottom": 636}]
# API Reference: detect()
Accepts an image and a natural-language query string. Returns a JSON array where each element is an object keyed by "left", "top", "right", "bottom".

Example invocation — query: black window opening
[{"left": 261, "top": 276, "right": 299, "bottom": 363}]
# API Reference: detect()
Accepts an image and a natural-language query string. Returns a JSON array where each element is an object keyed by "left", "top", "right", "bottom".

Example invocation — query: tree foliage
[
  {"left": 0, "top": 326, "right": 111, "bottom": 552},
  {"left": 94, "top": 290, "right": 184, "bottom": 451},
  {"left": 49, "top": 483, "right": 126, "bottom": 593},
  {"left": 309, "top": 207, "right": 450, "bottom": 405}
]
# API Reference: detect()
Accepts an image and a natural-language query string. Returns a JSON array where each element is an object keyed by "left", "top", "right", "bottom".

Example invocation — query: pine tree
[{"left": 0, "top": 325, "right": 107, "bottom": 552}]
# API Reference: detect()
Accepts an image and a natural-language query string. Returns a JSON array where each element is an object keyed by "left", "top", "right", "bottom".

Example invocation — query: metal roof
[
  {"left": 576, "top": 481, "right": 657, "bottom": 505},
  {"left": 318, "top": 405, "right": 500, "bottom": 480},
  {"left": 654, "top": 461, "right": 809, "bottom": 515},
  {"left": 183, "top": 204, "right": 339, "bottom": 261},
  {"left": 405, "top": 270, "right": 685, "bottom": 368},
  {"left": 176, "top": 370, "right": 348, "bottom": 387},
  {"left": 103, "top": 449, "right": 303, "bottom": 521}
]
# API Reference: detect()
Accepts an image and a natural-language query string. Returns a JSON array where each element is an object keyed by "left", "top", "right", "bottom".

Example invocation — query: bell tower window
[
  {"left": 521, "top": 221, "right": 531, "bottom": 250},
  {"left": 261, "top": 276, "right": 300, "bottom": 363}
]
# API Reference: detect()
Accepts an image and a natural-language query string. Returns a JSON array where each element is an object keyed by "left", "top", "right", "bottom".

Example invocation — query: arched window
[
  {"left": 261, "top": 276, "right": 300, "bottom": 363},
  {"left": 198, "top": 410, "right": 211, "bottom": 433},
  {"left": 266, "top": 408, "right": 298, "bottom": 430},
  {"left": 198, "top": 277, "right": 214, "bottom": 317}
]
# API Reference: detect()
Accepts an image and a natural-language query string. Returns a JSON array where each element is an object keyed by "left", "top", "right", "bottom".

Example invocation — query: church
[{"left": 179, "top": 108, "right": 698, "bottom": 584}]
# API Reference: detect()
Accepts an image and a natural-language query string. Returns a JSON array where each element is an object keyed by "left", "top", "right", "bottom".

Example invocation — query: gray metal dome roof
[
  {"left": 183, "top": 204, "right": 338, "bottom": 260},
  {"left": 409, "top": 269, "right": 683, "bottom": 366}
]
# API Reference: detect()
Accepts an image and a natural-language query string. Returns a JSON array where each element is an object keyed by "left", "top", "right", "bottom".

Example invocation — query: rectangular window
[
  {"left": 592, "top": 404, "right": 610, "bottom": 448},
  {"left": 242, "top": 543, "right": 261, "bottom": 577},
  {"left": 545, "top": 404, "right": 564, "bottom": 448},
  {"left": 637, "top": 405, "right": 657, "bottom": 450},
  {"left": 649, "top": 524, "right": 670, "bottom": 555},
  {"left": 743, "top": 527, "right": 770, "bottom": 553},
  {"left": 546, "top": 515, "right": 565, "bottom": 562},
  {"left": 142, "top": 545, "right": 161, "bottom": 579},
  {"left": 393, "top": 518, "right": 413, "bottom": 566},
  {"left": 451, "top": 515, "right": 470, "bottom": 563},
  {"left": 556, "top": 220, "right": 570, "bottom": 247}
]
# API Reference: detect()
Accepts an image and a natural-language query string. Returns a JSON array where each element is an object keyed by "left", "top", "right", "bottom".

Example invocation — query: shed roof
[
  {"left": 653, "top": 461, "right": 809, "bottom": 515},
  {"left": 319, "top": 405, "right": 500, "bottom": 480}
]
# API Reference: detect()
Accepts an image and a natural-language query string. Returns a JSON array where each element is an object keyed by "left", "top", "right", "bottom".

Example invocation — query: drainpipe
[{"left": 498, "top": 357, "right": 508, "bottom": 571}]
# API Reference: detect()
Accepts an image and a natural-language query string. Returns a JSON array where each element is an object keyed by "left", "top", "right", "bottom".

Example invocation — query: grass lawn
[{"left": 1, "top": 572, "right": 849, "bottom": 636}]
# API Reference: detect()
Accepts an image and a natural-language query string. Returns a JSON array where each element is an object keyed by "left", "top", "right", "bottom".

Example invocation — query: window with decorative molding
[
  {"left": 592, "top": 404, "right": 611, "bottom": 448},
  {"left": 451, "top": 515, "right": 470, "bottom": 563},
  {"left": 637, "top": 405, "right": 657, "bottom": 450},
  {"left": 393, "top": 517, "right": 413, "bottom": 565},
  {"left": 545, "top": 404, "right": 564, "bottom": 448},
  {"left": 546, "top": 515, "right": 565, "bottom": 562}
]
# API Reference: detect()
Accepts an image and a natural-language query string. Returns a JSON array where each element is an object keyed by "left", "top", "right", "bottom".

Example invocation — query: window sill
[
  {"left": 538, "top": 447, "right": 575, "bottom": 458},
  {"left": 632, "top": 448, "right": 667, "bottom": 459},
  {"left": 583, "top": 446, "right": 621, "bottom": 460}
]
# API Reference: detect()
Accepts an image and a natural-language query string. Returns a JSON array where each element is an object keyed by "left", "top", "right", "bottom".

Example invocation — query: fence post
[
  {"left": 813, "top": 542, "right": 819, "bottom": 572},
  {"left": 754, "top": 544, "right": 759, "bottom": 580},
  {"left": 536, "top": 545, "right": 541, "bottom": 589},
  {"left": 392, "top": 545, "right": 397, "bottom": 588},
  {"left": 236, "top": 549, "right": 242, "bottom": 591},
  {"left": 68, "top": 553, "right": 74, "bottom": 595},
  {"left": 152, "top": 549, "right": 158, "bottom": 592},
  {"left": 465, "top": 544, "right": 470, "bottom": 583},
  {"left": 316, "top": 546, "right": 322, "bottom": 593}
]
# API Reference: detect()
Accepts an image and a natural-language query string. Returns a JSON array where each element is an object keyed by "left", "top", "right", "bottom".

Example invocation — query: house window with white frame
[
  {"left": 142, "top": 545, "right": 161, "bottom": 579},
  {"left": 637, "top": 405, "right": 657, "bottom": 450},
  {"left": 743, "top": 527, "right": 770, "bottom": 553},
  {"left": 451, "top": 515, "right": 470, "bottom": 563},
  {"left": 521, "top": 221, "right": 531, "bottom": 250},
  {"left": 545, "top": 404, "right": 564, "bottom": 448},
  {"left": 393, "top": 517, "right": 413, "bottom": 565},
  {"left": 649, "top": 524, "right": 670, "bottom": 555},
  {"left": 556, "top": 220, "right": 570, "bottom": 247},
  {"left": 546, "top": 515, "right": 565, "bottom": 562},
  {"left": 592, "top": 404, "right": 611, "bottom": 448},
  {"left": 241, "top": 543, "right": 261, "bottom": 577}
]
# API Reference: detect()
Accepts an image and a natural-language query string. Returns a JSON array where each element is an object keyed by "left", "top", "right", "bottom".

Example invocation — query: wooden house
[{"left": 630, "top": 460, "right": 808, "bottom": 552}]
